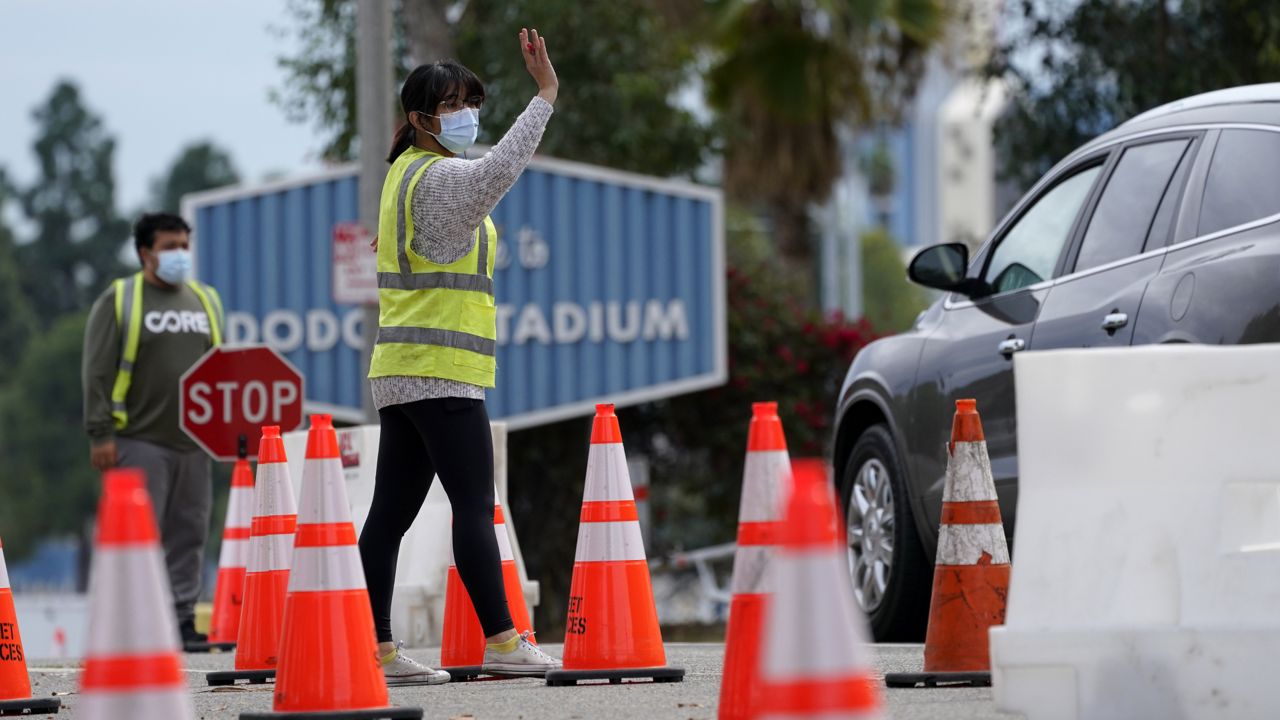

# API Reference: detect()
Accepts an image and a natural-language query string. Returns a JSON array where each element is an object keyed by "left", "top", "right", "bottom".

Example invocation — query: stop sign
[{"left": 180, "top": 346, "right": 305, "bottom": 461}]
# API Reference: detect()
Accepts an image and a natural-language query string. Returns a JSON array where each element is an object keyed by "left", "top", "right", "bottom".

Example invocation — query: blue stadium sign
[{"left": 184, "top": 154, "right": 726, "bottom": 428}]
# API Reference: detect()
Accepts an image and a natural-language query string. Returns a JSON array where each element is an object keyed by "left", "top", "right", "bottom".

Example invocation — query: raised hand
[{"left": 519, "top": 27, "right": 558, "bottom": 105}]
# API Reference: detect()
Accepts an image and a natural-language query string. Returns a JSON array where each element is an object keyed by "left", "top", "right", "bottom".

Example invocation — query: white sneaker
[
  {"left": 381, "top": 642, "right": 451, "bottom": 685},
  {"left": 482, "top": 631, "right": 562, "bottom": 677}
]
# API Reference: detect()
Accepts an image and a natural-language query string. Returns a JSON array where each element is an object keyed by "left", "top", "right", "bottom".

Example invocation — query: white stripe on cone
[
  {"left": 219, "top": 483, "right": 254, "bottom": 570},
  {"left": 227, "top": 485, "right": 255, "bottom": 528},
  {"left": 298, "top": 457, "right": 354, "bottom": 524},
  {"left": 85, "top": 548, "right": 181, "bottom": 656},
  {"left": 496, "top": 524, "right": 514, "bottom": 562},
  {"left": 762, "top": 550, "right": 876, "bottom": 680},
  {"left": 937, "top": 439, "right": 1010, "bottom": 566},
  {"left": 255, "top": 463, "right": 297, "bottom": 518},
  {"left": 218, "top": 539, "right": 250, "bottom": 569},
  {"left": 739, "top": 449, "right": 789, "bottom": 523},
  {"left": 288, "top": 545, "right": 366, "bottom": 593},
  {"left": 575, "top": 520, "right": 646, "bottom": 563},
  {"left": 729, "top": 546, "right": 774, "bottom": 595},
  {"left": 944, "top": 442, "right": 999, "bottom": 502},
  {"left": 0, "top": 547, "right": 9, "bottom": 590},
  {"left": 247, "top": 529, "right": 295, "bottom": 574},
  {"left": 936, "top": 524, "right": 1010, "bottom": 565},
  {"left": 729, "top": 447, "right": 790, "bottom": 596},
  {"left": 79, "top": 688, "right": 194, "bottom": 719},
  {"left": 583, "top": 444, "right": 636, "bottom": 502}
]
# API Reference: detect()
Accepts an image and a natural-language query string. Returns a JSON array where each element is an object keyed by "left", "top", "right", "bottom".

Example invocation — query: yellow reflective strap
[
  {"left": 207, "top": 286, "right": 225, "bottom": 333},
  {"left": 111, "top": 273, "right": 144, "bottom": 429},
  {"left": 110, "top": 368, "right": 133, "bottom": 429},
  {"left": 113, "top": 279, "right": 125, "bottom": 327},
  {"left": 122, "top": 272, "right": 143, "bottom": 364},
  {"left": 187, "top": 281, "right": 223, "bottom": 347}
]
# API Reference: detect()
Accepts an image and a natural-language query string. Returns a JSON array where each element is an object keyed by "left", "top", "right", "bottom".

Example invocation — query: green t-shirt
[{"left": 82, "top": 277, "right": 222, "bottom": 452}]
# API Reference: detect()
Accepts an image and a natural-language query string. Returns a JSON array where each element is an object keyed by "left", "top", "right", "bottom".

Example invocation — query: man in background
[{"left": 82, "top": 213, "right": 224, "bottom": 647}]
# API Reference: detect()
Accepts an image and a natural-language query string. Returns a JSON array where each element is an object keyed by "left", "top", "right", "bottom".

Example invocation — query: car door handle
[
  {"left": 1102, "top": 312, "right": 1129, "bottom": 331},
  {"left": 998, "top": 338, "right": 1026, "bottom": 356}
]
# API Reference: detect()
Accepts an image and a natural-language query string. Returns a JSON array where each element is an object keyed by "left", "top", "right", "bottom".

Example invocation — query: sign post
[{"left": 180, "top": 346, "right": 306, "bottom": 461}]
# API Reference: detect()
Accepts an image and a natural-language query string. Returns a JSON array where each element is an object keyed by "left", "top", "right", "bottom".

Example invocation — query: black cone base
[
  {"left": 240, "top": 707, "right": 422, "bottom": 719},
  {"left": 884, "top": 670, "right": 991, "bottom": 688},
  {"left": 207, "top": 669, "right": 276, "bottom": 686},
  {"left": 545, "top": 666, "right": 685, "bottom": 687},
  {"left": 0, "top": 696, "right": 61, "bottom": 715},
  {"left": 185, "top": 640, "right": 237, "bottom": 653},
  {"left": 440, "top": 665, "right": 483, "bottom": 682}
]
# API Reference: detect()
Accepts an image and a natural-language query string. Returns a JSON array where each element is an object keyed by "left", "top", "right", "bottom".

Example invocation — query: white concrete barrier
[
  {"left": 992, "top": 345, "right": 1280, "bottom": 720},
  {"left": 12, "top": 593, "right": 86, "bottom": 660},
  {"left": 283, "top": 421, "right": 539, "bottom": 647}
]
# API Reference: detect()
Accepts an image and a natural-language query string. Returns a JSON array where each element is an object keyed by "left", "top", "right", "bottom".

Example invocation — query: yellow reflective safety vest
[
  {"left": 368, "top": 147, "right": 498, "bottom": 387},
  {"left": 111, "top": 272, "right": 224, "bottom": 429}
]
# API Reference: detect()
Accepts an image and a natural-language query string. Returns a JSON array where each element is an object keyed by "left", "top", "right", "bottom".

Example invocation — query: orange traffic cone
[
  {"left": 208, "top": 456, "right": 255, "bottom": 647},
  {"left": 718, "top": 402, "right": 791, "bottom": 720},
  {"left": 79, "top": 469, "right": 194, "bottom": 719},
  {"left": 757, "top": 459, "right": 885, "bottom": 719},
  {"left": 208, "top": 427, "right": 297, "bottom": 687},
  {"left": 885, "top": 399, "right": 1010, "bottom": 688},
  {"left": 439, "top": 484, "right": 535, "bottom": 680},
  {"left": 0, "top": 537, "right": 60, "bottom": 715},
  {"left": 545, "top": 404, "right": 684, "bottom": 687},
  {"left": 243, "top": 415, "right": 421, "bottom": 719}
]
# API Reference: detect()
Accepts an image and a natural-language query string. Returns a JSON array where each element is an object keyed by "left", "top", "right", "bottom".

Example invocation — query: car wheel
[{"left": 839, "top": 423, "right": 932, "bottom": 641}]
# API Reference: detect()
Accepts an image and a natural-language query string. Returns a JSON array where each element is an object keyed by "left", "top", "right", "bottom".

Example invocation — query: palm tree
[{"left": 706, "top": 0, "right": 947, "bottom": 271}]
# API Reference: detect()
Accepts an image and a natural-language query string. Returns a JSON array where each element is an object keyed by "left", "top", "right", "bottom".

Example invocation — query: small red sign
[
  {"left": 332, "top": 222, "right": 378, "bottom": 305},
  {"left": 180, "top": 346, "right": 305, "bottom": 461}
]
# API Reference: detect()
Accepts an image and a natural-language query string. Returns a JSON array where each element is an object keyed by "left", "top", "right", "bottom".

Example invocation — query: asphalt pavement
[{"left": 27, "top": 643, "right": 1025, "bottom": 719}]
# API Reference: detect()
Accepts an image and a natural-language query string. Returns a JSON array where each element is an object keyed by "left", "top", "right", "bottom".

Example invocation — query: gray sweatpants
[{"left": 116, "top": 437, "right": 212, "bottom": 625}]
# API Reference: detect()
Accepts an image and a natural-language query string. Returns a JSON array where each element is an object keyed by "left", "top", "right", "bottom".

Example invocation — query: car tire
[{"left": 839, "top": 423, "right": 932, "bottom": 641}]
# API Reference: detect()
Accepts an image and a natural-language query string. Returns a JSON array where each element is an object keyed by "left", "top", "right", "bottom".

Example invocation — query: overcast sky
[{"left": 1, "top": 1, "right": 327, "bottom": 216}]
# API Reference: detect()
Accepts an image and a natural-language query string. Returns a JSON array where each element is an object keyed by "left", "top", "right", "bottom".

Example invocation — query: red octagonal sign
[{"left": 180, "top": 346, "right": 305, "bottom": 461}]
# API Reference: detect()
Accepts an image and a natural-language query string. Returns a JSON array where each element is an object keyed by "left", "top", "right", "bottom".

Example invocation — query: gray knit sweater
[{"left": 370, "top": 96, "right": 554, "bottom": 410}]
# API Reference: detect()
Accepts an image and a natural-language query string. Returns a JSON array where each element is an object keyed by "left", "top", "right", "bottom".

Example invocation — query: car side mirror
[{"left": 907, "top": 242, "right": 986, "bottom": 296}]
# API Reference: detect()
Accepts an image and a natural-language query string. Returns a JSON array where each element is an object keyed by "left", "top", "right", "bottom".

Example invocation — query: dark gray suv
[{"left": 833, "top": 84, "right": 1280, "bottom": 640}]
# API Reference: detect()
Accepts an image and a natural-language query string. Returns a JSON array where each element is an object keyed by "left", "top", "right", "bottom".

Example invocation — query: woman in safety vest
[{"left": 359, "top": 28, "right": 561, "bottom": 683}]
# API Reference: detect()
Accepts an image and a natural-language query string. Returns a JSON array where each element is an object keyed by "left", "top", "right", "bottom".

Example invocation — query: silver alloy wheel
[{"left": 847, "top": 457, "right": 895, "bottom": 614}]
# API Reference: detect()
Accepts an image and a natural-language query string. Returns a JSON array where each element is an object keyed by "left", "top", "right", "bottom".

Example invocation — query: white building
[{"left": 818, "top": 0, "right": 1010, "bottom": 318}]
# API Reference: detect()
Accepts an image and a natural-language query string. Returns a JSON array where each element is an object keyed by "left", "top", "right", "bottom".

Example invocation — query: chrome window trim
[{"left": 942, "top": 123, "right": 1280, "bottom": 312}]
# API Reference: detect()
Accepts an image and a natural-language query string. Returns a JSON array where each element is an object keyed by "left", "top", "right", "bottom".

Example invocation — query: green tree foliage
[
  {"left": 272, "top": 0, "right": 456, "bottom": 161},
  {"left": 0, "top": 313, "right": 97, "bottom": 560},
  {"left": 0, "top": 172, "right": 35, "bottom": 376},
  {"left": 150, "top": 141, "right": 241, "bottom": 214},
  {"left": 706, "top": 0, "right": 947, "bottom": 263},
  {"left": 17, "top": 81, "right": 130, "bottom": 326},
  {"left": 272, "top": 0, "right": 361, "bottom": 161},
  {"left": 455, "top": 0, "right": 710, "bottom": 176},
  {"left": 860, "top": 228, "right": 928, "bottom": 335},
  {"left": 274, "top": 0, "right": 710, "bottom": 175},
  {"left": 986, "top": 0, "right": 1280, "bottom": 192}
]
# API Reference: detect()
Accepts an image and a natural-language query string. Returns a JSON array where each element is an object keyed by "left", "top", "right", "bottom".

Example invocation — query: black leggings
[{"left": 358, "top": 397, "right": 514, "bottom": 641}]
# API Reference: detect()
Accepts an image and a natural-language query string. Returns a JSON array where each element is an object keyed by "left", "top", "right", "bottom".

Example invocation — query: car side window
[
  {"left": 983, "top": 166, "right": 1102, "bottom": 294},
  {"left": 1074, "top": 139, "right": 1190, "bottom": 272},
  {"left": 1199, "top": 129, "right": 1280, "bottom": 236}
]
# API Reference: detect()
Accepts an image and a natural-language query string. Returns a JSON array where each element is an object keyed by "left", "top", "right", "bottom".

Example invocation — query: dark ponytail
[
  {"left": 387, "top": 123, "right": 416, "bottom": 164},
  {"left": 386, "top": 60, "right": 486, "bottom": 163}
]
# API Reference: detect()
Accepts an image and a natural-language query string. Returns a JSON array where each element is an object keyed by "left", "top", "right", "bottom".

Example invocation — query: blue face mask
[
  {"left": 155, "top": 248, "right": 193, "bottom": 285},
  {"left": 423, "top": 107, "right": 479, "bottom": 153}
]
